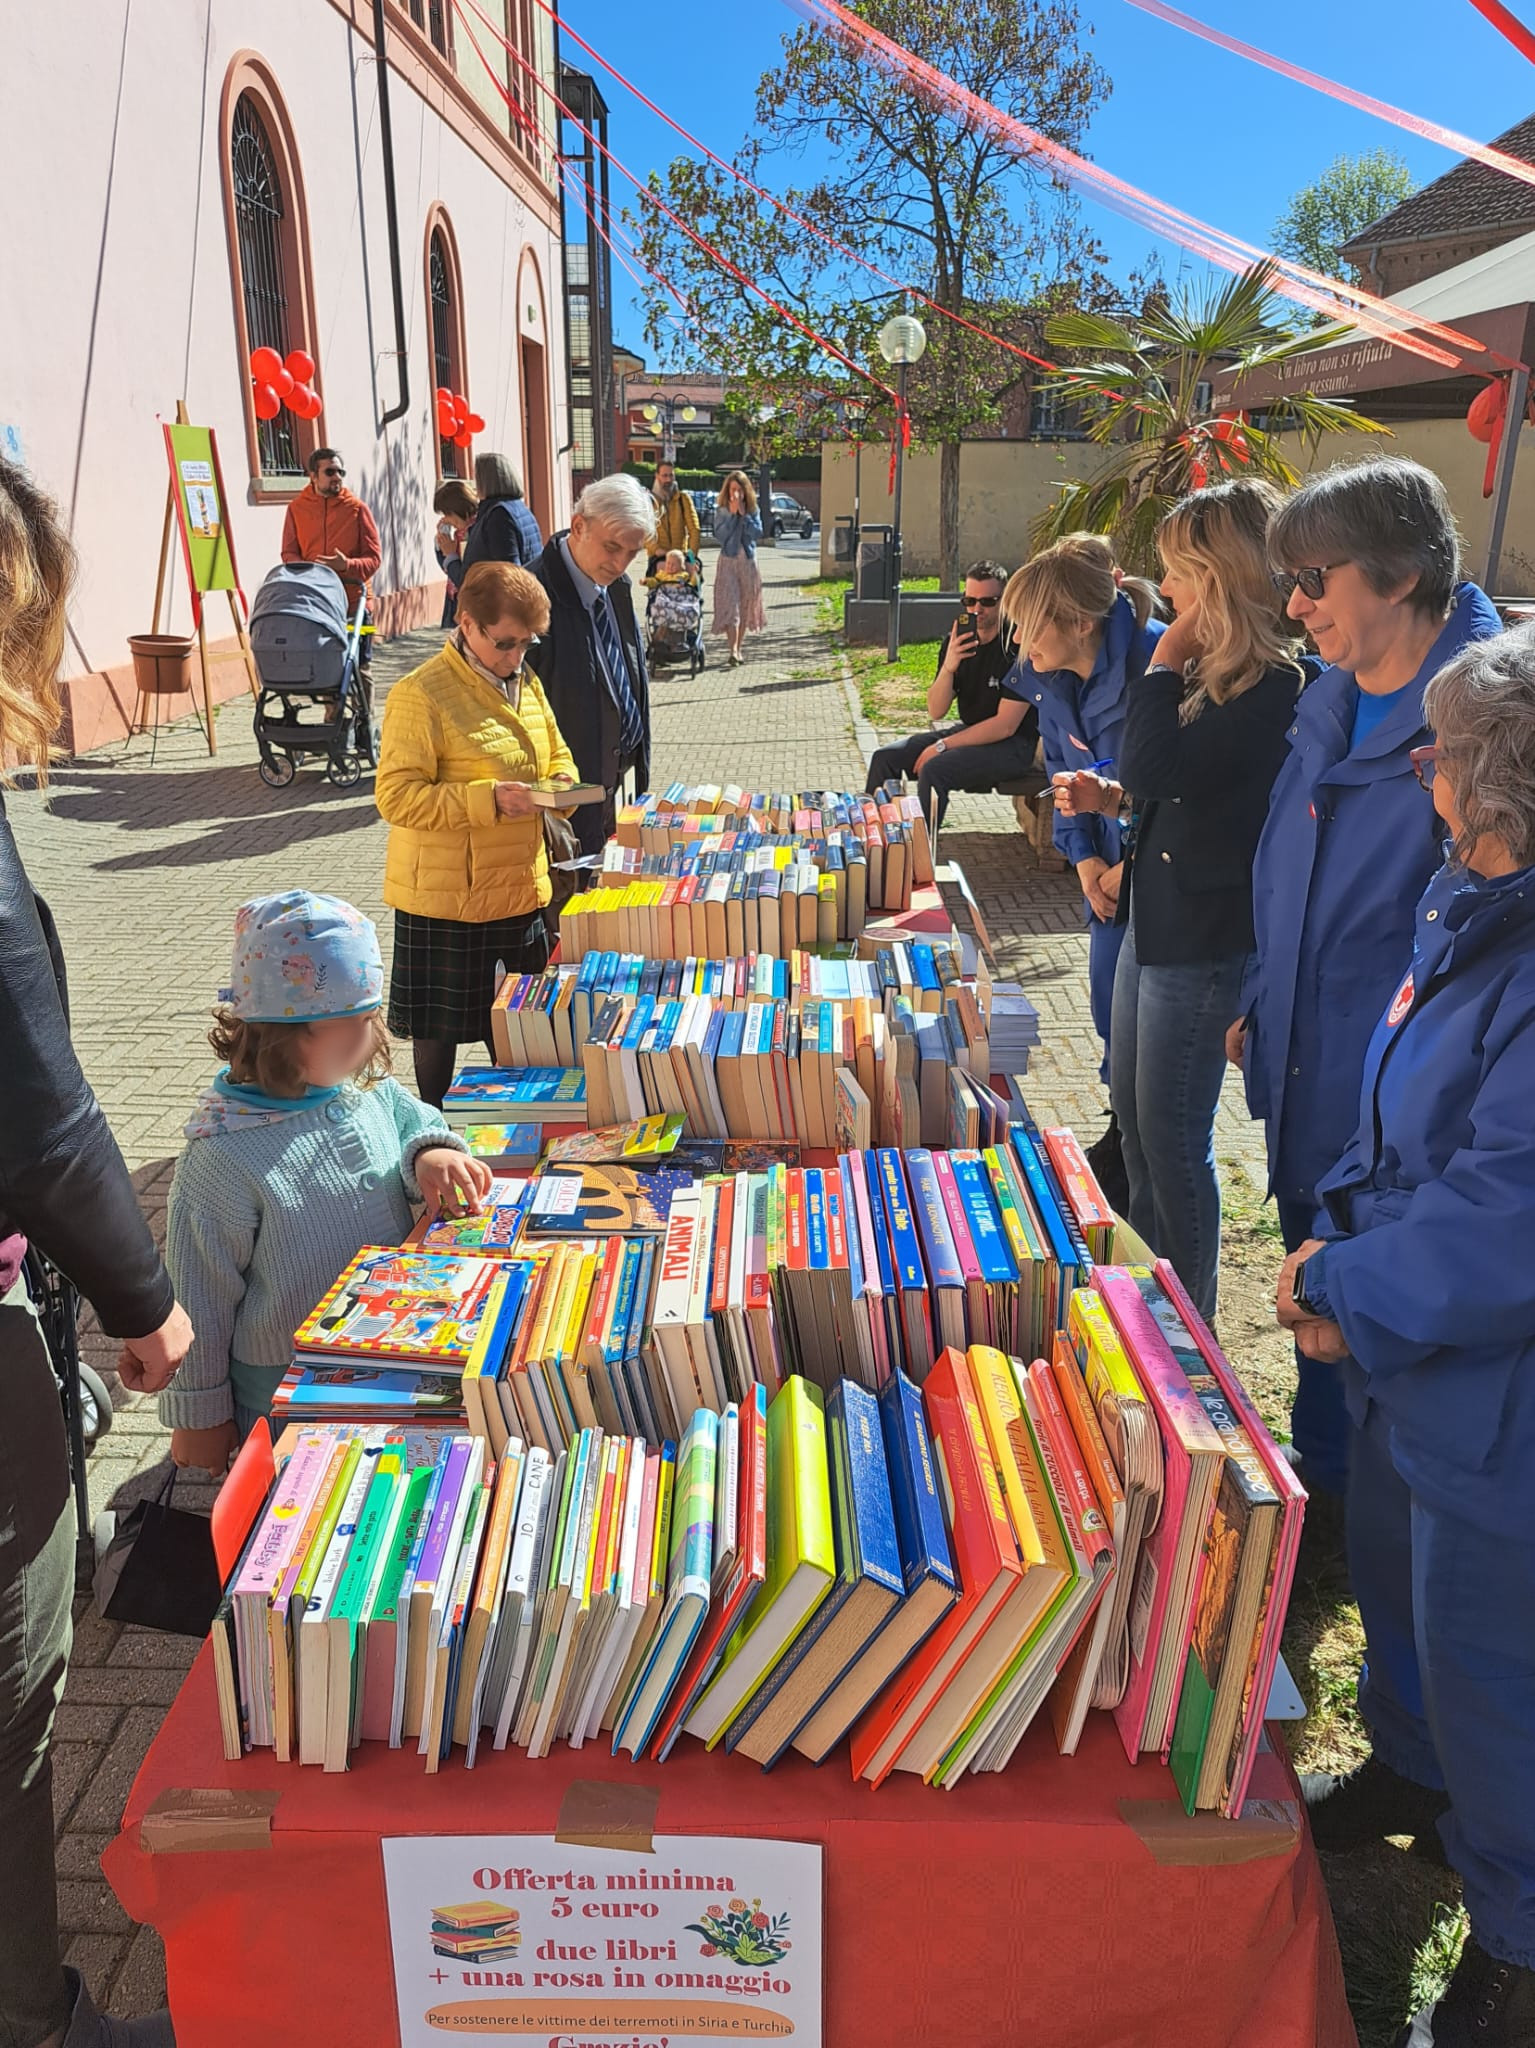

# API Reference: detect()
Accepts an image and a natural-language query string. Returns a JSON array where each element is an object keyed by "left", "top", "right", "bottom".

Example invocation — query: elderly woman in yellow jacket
[{"left": 377, "top": 558, "right": 578, "bottom": 1104}]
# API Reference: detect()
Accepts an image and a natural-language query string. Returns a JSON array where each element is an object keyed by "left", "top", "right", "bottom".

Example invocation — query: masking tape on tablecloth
[
  {"left": 554, "top": 1778, "right": 659, "bottom": 1854},
  {"left": 139, "top": 1787, "right": 279, "bottom": 1854},
  {"left": 1119, "top": 1797, "right": 1299, "bottom": 1866}
]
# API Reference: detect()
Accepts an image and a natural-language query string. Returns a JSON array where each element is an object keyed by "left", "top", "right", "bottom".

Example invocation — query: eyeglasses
[
  {"left": 1410, "top": 743, "right": 1438, "bottom": 790},
  {"left": 1271, "top": 563, "right": 1343, "bottom": 603},
  {"left": 319, "top": 466, "right": 346, "bottom": 478},
  {"left": 963, "top": 595, "right": 1001, "bottom": 610}
]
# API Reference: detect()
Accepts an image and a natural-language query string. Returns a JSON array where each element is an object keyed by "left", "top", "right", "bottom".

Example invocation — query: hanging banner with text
[{"left": 382, "top": 1832, "right": 823, "bottom": 2046}]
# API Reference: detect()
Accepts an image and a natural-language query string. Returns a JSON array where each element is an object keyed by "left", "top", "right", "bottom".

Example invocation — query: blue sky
[{"left": 557, "top": 0, "right": 1535, "bottom": 364}]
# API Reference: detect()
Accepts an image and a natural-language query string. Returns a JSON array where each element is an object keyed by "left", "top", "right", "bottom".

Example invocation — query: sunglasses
[
  {"left": 471, "top": 625, "right": 541, "bottom": 654},
  {"left": 1271, "top": 563, "right": 1344, "bottom": 603},
  {"left": 962, "top": 595, "right": 1001, "bottom": 610},
  {"left": 1410, "top": 743, "right": 1438, "bottom": 790},
  {"left": 320, "top": 466, "right": 346, "bottom": 478}
]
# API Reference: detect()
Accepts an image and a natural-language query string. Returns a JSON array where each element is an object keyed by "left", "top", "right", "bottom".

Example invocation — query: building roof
[{"left": 1340, "top": 112, "right": 1535, "bottom": 254}]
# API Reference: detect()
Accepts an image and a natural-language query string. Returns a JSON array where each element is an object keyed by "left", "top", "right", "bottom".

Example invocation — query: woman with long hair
[
  {"left": 711, "top": 469, "right": 765, "bottom": 667},
  {"left": 1055, "top": 481, "right": 1309, "bottom": 1318},
  {"left": 0, "top": 458, "right": 192, "bottom": 2045},
  {"left": 999, "top": 534, "right": 1164, "bottom": 1199},
  {"left": 461, "top": 451, "right": 543, "bottom": 571}
]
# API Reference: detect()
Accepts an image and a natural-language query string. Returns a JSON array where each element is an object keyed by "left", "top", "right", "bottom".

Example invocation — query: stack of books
[
  {"left": 491, "top": 941, "right": 971, "bottom": 1069},
  {"left": 613, "top": 783, "right": 934, "bottom": 900},
  {"left": 987, "top": 983, "right": 1042, "bottom": 1071}
]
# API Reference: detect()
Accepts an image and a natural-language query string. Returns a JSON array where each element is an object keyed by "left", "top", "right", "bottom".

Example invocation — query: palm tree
[{"left": 1033, "top": 261, "right": 1385, "bottom": 573}]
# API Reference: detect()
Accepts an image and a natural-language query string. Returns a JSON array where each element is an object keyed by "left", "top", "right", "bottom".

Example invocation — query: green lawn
[{"left": 805, "top": 575, "right": 945, "bottom": 731}]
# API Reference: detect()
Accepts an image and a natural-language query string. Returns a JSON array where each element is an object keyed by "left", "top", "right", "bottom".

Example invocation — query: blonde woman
[
  {"left": 998, "top": 533, "right": 1164, "bottom": 1198},
  {"left": 377, "top": 558, "right": 578, "bottom": 1106},
  {"left": 1055, "top": 481, "right": 1311, "bottom": 1316},
  {"left": 0, "top": 459, "right": 193, "bottom": 2045},
  {"left": 711, "top": 469, "right": 765, "bottom": 666}
]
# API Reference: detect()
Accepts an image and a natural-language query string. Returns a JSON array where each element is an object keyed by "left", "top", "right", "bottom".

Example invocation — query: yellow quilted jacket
[{"left": 376, "top": 639, "right": 578, "bottom": 922}]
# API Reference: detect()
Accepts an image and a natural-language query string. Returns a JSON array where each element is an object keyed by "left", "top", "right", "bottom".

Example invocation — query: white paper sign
[
  {"left": 382, "top": 1833, "right": 822, "bottom": 2046},
  {"left": 179, "top": 458, "right": 214, "bottom": 484}
]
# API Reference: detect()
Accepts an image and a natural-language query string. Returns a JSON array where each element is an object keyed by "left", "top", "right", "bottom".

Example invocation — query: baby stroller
[
  {"left": 645, "top": 557, "right": 706, "bottom": 677},
  {"left": 248, "top": 563, "right": 376, "bottom": 789}
]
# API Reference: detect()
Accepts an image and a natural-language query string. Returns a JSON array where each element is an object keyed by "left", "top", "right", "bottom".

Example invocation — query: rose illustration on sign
[{"left": 685, "top": 1897, "right": 792, "bottom": 1968}]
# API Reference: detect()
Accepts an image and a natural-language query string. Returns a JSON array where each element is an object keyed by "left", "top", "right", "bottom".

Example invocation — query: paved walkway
[{"left": 12, "top": 538, "right": 1254, "bottom": 2015}]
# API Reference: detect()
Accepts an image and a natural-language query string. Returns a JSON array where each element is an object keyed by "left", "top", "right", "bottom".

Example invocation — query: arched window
[
  {"left": 425, "top": 212, "right": 468, "bottom": 478},
  {"left": 221, "top": 58, "right": 321, "bottom": 489},
  {"left": 232, "top": 98, "right": 300, "bottom": 477}
]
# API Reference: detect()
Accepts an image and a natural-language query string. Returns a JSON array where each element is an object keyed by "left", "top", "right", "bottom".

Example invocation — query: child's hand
[
  {"left": 171, "top": 1421, "right": 240, "bottom": 1477},
  {"left": 417, "top": 1147, "right": 493, "bottom": 1215}
]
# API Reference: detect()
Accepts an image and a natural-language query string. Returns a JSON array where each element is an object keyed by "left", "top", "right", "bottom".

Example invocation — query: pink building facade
[{"left": 2, "top": 0, "right": 571, "bottom": 750}]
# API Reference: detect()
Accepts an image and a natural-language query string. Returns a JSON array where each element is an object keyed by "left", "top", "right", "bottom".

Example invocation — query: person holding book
[
  {"left": 526, "top": 473, "right": 654, "bottom": 861},
  {"left": 1234, "top": 458, "right": 1500, "bottom": 1505},
  {"left": 863, "top": 561, "right": 1038, "bottom": 831},
  {"left": 1275, "top": 629, "right": 1535, "bottom": 2047},
  {"left": 377, "top": 559, "right": 580, "bottom": 1107},
  {"left": 1054, "top": 482, "right": 1309, "bottom": 1321},
  {"left": 711, "top": 471, "right": 766, "bottom": 668},
  {"left": 162, "top": 891, "right": 489, "bottom": 1474},
  {"left": 999, "top": 535, "right": 1165, "bottom": 1201},
  {"left": 0, "top": 458, "right": 194, "bottom": 2048}
]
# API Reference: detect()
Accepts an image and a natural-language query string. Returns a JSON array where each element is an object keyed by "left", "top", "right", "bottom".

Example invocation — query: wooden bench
[{"left": 994, "top": 773, "right": 1068, "bottom": 869}]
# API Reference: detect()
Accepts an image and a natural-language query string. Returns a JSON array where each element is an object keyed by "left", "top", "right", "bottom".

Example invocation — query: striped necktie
[{"left": 592, "top": 588, "right": 645, "bottom": 758}]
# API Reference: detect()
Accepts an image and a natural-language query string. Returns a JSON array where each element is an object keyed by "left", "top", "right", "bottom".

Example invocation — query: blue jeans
[
  {"left": 1109, "top": 929, "right": 1249, "bottom": 1322},
  {"left": 1087, "top": 910, "right": 1125, "bottom": 1087},
  {"left": 1349, "top": 1400, "right": 1535, "bottom": 1968}
]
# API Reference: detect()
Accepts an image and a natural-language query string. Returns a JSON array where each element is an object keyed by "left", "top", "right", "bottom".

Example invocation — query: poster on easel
[{"left": 148, "top": 404, "right": 262, "bottom": 756}]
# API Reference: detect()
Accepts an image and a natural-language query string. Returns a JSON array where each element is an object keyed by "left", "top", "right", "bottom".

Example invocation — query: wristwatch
[{"left": 933, "top": 737, "right": 948, "bottom": 755}]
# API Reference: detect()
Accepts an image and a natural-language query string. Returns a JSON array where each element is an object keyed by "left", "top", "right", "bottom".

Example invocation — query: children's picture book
[
  {"left": 521, "top": 1165, "right": 694, "bottom": 1239},
  {"left": 465, "top": 1125, "right": 546, "bottom": 1169},
  {"left": 292, "top": 1250, "right": 524, "bottom": 1373},
  {"left": 443, "top": 1068, "right": 588, "bottom": 1128},
  {"left": 411, "top": 1180, "right": 531, "bottom": 1255},
  {"left": 543, "top": 1115, "right": 687, "bottom": 1164}
]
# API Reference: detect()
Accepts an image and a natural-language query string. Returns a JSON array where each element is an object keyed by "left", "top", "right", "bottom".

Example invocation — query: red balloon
[
  {"left": 305, "top": 389, "right": 324, "bottom": 421},
  {"left": 287, "top": 384, "right": 319, "bottom": 420},
  {"left": 435, "top": 385, "right": 455, "bottom": 407},
  {"left": 466, "top": 412, "right": 486, "bottom": 434},
  {"left": 436, "top": 401, "right": 456, "bottom": 438},
  {"left": 453, "top": 424, "right": 473, "bottom": 449},
  {"left": 249, "top": 346, "right": 283, "bottom": 384},
  {"left": 273, "top": 366, "right": 295, "bottom": 399},
  {"left": 284, "top": 349, "right": 315, "bottom": 384},
  {"left": 451, "top": 395, "right": 469, "bottom": 428},
  {"left": 252, "top": 382, "right": 281, "bottom": 421}
]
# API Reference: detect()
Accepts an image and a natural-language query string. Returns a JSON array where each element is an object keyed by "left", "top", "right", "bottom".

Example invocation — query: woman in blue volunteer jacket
[
  {"left": 1234, "top": 459, "right": 1500, "bottom": 1498},
  {"left": 1275, "top": 628, "right": 1535, "bottom": 2048},
  {"left": 999, "top": 535, "right": 1164, "bottom": 1092}
]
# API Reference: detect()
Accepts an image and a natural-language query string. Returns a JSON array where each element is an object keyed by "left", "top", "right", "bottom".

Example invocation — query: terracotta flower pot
[{"left": 127, "top": 633, "right": 196, "bottom": 695}]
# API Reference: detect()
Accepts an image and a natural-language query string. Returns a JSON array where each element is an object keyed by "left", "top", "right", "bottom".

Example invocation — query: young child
[
  {"left": 656, "top": 548, "right": 691, "bottom": 583},
  {"left": 162, "top": 890, "right": 493, "bottom": 1473}
]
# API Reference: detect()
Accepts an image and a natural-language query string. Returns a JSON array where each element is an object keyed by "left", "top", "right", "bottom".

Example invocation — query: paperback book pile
[
  {"left": 490, "top": 942, "right": 970, "bottom": 1070},
  {"left": 271, "top": 1126, "right": 1116, "bottom": 1442},
  {"left": 215, "top": 1351, "right": 1109, "bottom": 1787},
  {"left": 441, "top": 1067, "right": 588, "bottom": 1130}
]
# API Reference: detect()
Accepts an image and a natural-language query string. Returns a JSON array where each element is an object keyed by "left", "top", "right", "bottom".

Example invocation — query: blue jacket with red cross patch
[
  {"left": 1239, "top": 581, "right": 1501, "bottom": 1209},
  {"left": 1302, "top": 857, "right": 1535, "bottom": 1529}
]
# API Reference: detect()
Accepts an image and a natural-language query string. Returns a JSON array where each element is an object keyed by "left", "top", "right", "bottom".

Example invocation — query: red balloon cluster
[
  {"left": 249, "top": 347, "right": 322, "bottom": 424},
  {"left": 435, "top": 387, "right": 485, "bottom": 450}
]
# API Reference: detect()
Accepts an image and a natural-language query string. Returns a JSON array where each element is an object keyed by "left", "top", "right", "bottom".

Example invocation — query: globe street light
[
  {"left": 877, "top": 313, "right": 926, "bottom": 662},
  {"left": 640, "top": 395, "right": 698, "bottom": 464}
]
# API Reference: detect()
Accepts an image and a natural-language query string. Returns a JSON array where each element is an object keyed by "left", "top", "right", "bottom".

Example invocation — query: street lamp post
[
  {"left": 639, "top": 395, "right": 697, "bottom": 465},
  {"left": 842, "top": 399, "right": 867, "bottom": 561},
  {"left": 877, "top": 313, "right": 927, "bottom": 664}
]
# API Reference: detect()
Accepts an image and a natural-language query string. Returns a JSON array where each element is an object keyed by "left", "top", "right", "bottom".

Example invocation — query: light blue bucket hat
[{"left": 220, "top": 890, "right": 383, "bottom": 1023}]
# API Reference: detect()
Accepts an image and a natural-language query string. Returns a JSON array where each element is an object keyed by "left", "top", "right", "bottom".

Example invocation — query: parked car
[
  {"left": 690, "top": 488, "right": 717, "bottom": 537},
  {"left": 769, "top": 492, "right": 815, "bottom": 539}
]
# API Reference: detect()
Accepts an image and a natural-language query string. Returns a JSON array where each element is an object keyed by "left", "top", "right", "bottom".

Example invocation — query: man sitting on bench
[{"left": 864, "top": 560, "right": 1039, "bottom": 830}]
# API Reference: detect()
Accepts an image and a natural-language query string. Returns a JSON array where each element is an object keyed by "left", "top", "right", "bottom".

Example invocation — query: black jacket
[
  {"left": 525, "top": 534, "right": 651, "bottom": 795},
  {"left": 1118, "top": 659, "right": 1312, "bottom": 966},
  {"left": 0, "top": 794, "right": 173, "bottom": 1336},
  {"left": 461, "top": 495, "right": 545, "bottom": 573}
]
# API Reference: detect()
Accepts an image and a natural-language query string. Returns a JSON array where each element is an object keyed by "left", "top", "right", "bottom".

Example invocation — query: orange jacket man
[{"left": 280, "top": 448, "right": 382, "bottom": 622}]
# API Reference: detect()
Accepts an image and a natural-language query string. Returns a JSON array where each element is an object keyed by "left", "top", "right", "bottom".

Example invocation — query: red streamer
[
  {"left": 1467, "top": 0, "right": 1535, "bottom": 63},
  {"left": 1128, "top": 0, "right": 1535, "bottom": 196},
  {"left": 797, "top": 0, "right": 1486, "bottom": 369},
  {"left": 887, "top": 406, "right": 912, "bottom": 492},
  {"left": 452, "top": 0, "right": 900, "bottom": 412}
]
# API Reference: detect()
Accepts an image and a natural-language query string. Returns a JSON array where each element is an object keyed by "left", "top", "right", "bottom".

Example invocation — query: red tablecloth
[{"left": 105, "top": 1647, "right": 1356, "bottom": 2048}]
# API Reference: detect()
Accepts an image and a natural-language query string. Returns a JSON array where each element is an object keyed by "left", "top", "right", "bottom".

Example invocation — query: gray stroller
[{"left": 248, "top": 563, "right": 375, "bottom": 788}]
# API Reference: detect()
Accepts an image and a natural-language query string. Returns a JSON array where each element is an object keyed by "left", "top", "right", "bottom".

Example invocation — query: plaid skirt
[{"left": 387, "top": 908, "right": 549, "bottom": 1044}]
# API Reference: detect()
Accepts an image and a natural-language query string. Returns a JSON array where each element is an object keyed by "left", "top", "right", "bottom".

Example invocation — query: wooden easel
[{"left": 146, "top": 401, "right": 262, "bottom": 756}]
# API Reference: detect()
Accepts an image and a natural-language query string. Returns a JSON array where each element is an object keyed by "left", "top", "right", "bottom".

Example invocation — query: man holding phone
[{"left": 864, "top": 561, "right": 1037, "bottom": 828}]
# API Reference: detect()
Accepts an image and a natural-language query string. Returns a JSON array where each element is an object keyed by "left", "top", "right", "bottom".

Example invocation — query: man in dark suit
[{"left": 526, "top": 473, "right": 656, "bottom": 858}]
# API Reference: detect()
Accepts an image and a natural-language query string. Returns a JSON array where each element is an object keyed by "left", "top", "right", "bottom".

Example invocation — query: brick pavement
[{"left": 14, "top": 538, "right": 1261, "bottom": 2018}]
